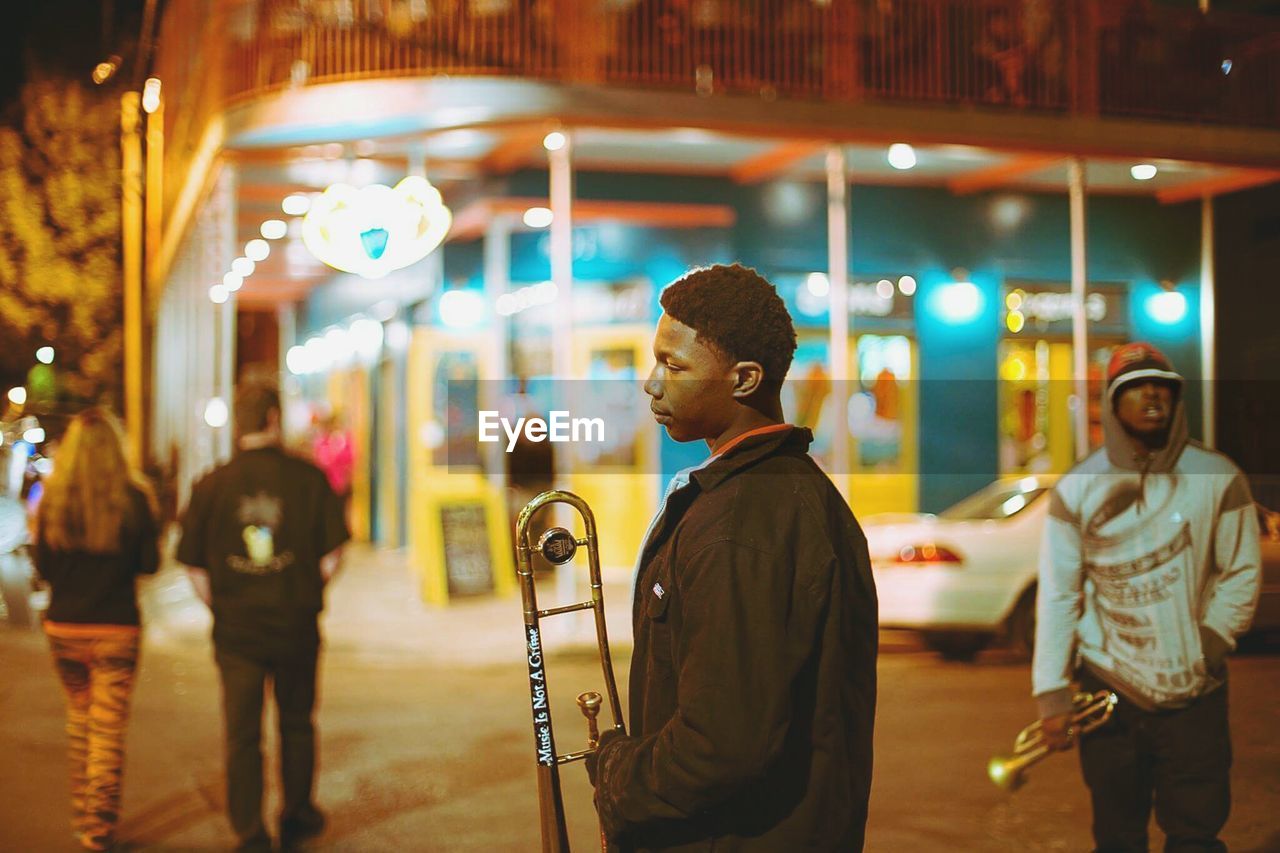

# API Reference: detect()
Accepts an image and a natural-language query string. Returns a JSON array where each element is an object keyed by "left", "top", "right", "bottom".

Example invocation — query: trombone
[
  {"left": 987, "top": 689, "right": 1117, "bottom": 791},
  {"left": 516, "top": 490, "right": 626, "bottom": 852}
]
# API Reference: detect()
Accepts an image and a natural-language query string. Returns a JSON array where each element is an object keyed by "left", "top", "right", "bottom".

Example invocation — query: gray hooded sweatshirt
[{"left": 1033, "top": 376, "right": 1261, "bottom": 716}]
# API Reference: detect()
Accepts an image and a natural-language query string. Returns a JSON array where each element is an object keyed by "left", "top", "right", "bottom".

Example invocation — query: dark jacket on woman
[
  {"left": 595, "top": 426, "right": 878, "bottom": 851},
  {"left": 35, "top": 486, "right": 161, "bottom": 625}
]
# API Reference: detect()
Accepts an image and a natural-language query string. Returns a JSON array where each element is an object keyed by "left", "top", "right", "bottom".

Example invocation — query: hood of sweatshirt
[{"left": 1102, "top": 373, "right": 1188, "bottom": 474}]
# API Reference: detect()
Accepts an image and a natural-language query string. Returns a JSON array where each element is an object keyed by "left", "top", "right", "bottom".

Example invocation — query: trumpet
[
  {"left": 516, "top": 490, "right": 626, "bottom": 852},
  {"left": 987, "top": 689, "right": 1118, "bottom": 791}
]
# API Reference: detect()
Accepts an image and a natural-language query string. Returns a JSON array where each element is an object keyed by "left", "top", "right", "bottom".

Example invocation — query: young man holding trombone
[
  {"left": 586, "top": 264, "right": 879, "bottom": 851},
  {"left": 1033, "top": 343, "right": 1260, "bottom": 851}
]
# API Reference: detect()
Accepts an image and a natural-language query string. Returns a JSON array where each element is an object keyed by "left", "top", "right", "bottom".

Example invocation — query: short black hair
[
  {"left": 659, "top": 264, "right": 797, "bottom": 385},
  {"left": 234, "top": 379, "right": 280, "bottom": 436}
]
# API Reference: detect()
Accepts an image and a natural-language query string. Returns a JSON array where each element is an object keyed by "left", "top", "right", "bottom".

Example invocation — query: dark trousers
[
  {"left": 1078, "top": 674, "right": 1232, "bottom": 853},
  {"left": 214, "top": 644, "right": 321, "bottom": 849}
]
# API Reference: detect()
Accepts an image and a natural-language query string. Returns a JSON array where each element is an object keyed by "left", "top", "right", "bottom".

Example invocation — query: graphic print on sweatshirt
[
  {"left": 229, "top": 491, "right": 294, "bottom": 575},
  {"left": 1083, "top": 475, "right": 1202, "bottom": 705}
]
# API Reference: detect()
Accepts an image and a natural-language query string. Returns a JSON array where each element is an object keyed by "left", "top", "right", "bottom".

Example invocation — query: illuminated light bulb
[
  {"left": 282, "top": 194, "right": 312, "bottom": 215},
  {"left": 522, "top": 207, "right": 553, "bottom": 228},
  {"left": 934, "top": 281, "right": 982, "bottom": 323},
  {"left": 223, "top": 272, "right": 244, "bottom": 292},
  {"left": 286, "top": 345, "right": 310, "bottom": 376},
  {"left": 876, "top": 279, "right": 894, "bottom": 300},
  {"left": 260, "top": 219, "right": 288, "bottom": 240},
  {"left": 209, "top": 284, "right": 229, "bottom": 304},
  {"left": 1006, "top": 290, "right": 1024, "bottom": 311},
  {"left": 543, "top": 131, "right": 566, "bottom": 151},
  {"left": 1006, "top": 310, "right": 1026, "bottom": 334},
  {"left": 23, "top": 427, "right": 45, "bottom": 444},
  {"left": 1146, "top": 290, "right": 1187, "bottom": 325},
  {"left": 141, "top": 77, "right": 162, "bottom": 114},
  {"left": 203, "top": 398, "right": 229, "bottom": 428},
  {"left": 898, "top": 275, "right": 917, "bottom": 296},
  {"left": 7, "top": 386, "right": 26, "bottom": 405},
  {"left": 349, "top": 317, "right": 384, "bottom": 360},
  {"left": 245, "top": 239, "right": 270, "bottom": 261},
  {"left": 1130, "top": 164, "right": 1158, "bottom": 181},
  {"left": 232, "top": 257, "right": 255, "bottom": 277},
  {"left": 36, "top": 346, "right": 55, "bottom": 364},
  {"left": 887, "top": 143, "right": 917, "bottom": 170},
  {"left": 805, "top": 272, "right": 830, "bottom": 297}
]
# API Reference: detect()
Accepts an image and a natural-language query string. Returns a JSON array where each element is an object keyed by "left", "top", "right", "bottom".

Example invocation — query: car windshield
[{"left": 938, "top": 479, "right": 1049, "bottom": 521}]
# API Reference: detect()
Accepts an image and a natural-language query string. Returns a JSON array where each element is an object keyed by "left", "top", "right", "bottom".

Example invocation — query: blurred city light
[
  {"left": 522, "top": 207, "right": 553, "bottom": 228},
  {"left": 260, "top": 219, "right": 288, "bottom": 240},
  {"left": 245, "top": 239, "right": 271, "bottom": 261},
  {"left": 203, "top": 398, "right": 229, "bottom": 428},
  {"left": 1146, "top": 290, "right": 1187, "bottom": 324},
  {"left": 301, "top": 176, "right": 451, "bottom": 279},
  {"left": 876, "top": 279, "right": 895, "bottom": 299},
  {"left": 1006, "top": 310, "right": 1026, "bottom": 333},
  {"left": 282, "top": 194, "right": 312, "bottom": 216},
  {"left": 385, "top": 320, "right": 411, "bottom": 352},
  {"left": 496, "top": 281, "right": 557, "bottom": 316},
  {"left": 223, "top": 272, "right": 243, "bottom": 292},
  {"left": 35, "top": 346, "right": 54, "bottom": 364},
  {"left": 6, "top": 387, "right": 26, "bottom": 405},
  {"left": 286, "top": 345, "right": 309, "bottom": 376},
  {"left": 805, "top": 272, "right": 830, "bottom": 297},
  {"left": 898, "top": 275, "right": 918, "bottom": 296},
  {"left": 439, "top": 289, "right": 487, "bottom": 328},
  {"left": 232, "top": 257, "right": 256, "bottom": 277},
  {"left": 142, "top": 77, "right": 162, "bottom": 114},
  {"left": 349, "top": 317, "right": 384, "bottom": 360},
  {"left": 887, "top": 143, "right": 917, "bottom": 170},
  {"left": 23, "top": 427, "right": 45, "bottom": 444},
  {"left": 324, "top": 327, "right": 354, "bottom": 366},
  {"left": 543, "top": 131, "right": 566, "bottom": 151},
  {"left": 1130, "top": 164, "right": 1158, "bottom": 181},
  {"left": 91, "top": 56, "right": 120, "bottom": 85},
  {"left": 934, "top": 280, "right": 982, "bottom": 322},
  {"left": 209, "top": 284, "right": 229, "bottom": 304}
]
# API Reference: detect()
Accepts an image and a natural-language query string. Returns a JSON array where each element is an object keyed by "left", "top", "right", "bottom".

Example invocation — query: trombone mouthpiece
[{"left": 577, "top": 691, "right": 603, "bottom": 719}]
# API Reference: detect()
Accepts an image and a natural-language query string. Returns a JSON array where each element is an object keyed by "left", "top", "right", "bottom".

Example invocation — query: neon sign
[{"left": 301, "top": 176, "right": 451, "bottom": 279}]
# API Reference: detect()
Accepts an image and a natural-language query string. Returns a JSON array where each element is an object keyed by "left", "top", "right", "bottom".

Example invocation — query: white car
[
  {"left": 866, "top": 477, "right": 1280, "bottom": 660},
  {"left": 865, "top": 476, "right": 1054, "bottom": 660}
]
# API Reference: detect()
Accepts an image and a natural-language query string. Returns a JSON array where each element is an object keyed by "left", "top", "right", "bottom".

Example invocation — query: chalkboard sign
[{"left": 440, "top": 502, "right": 494, "bottom": 596}]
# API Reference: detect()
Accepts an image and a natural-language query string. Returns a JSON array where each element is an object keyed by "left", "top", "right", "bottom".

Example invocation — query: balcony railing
[{"left": 154, "top": 0, "right": 1280, "bottom": 229}]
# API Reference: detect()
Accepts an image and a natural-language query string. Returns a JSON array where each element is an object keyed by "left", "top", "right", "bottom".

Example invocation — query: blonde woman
[{"left": 34, "top": 408, "right": 160, "bottom": 852}]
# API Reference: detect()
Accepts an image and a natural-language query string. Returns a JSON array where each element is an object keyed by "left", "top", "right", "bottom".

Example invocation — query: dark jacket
[
  {"left": 36, "top": 485, "right": 160, "bottom": 626},
  {"left": 596, "top": 426, "right": 878, "bottom": 851},
  {"left": 176, "top": 446, "right": 349, "bottom": 657}
]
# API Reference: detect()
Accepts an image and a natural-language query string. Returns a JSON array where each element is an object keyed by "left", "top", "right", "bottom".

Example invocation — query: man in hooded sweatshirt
[{"left": 1033, "top": 342, "right": 1261, "bottom": 852}]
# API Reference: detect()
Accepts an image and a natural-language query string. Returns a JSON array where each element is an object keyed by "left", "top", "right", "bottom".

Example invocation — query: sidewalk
[{"left": 139, "top": 544, "right": 639, "bottom": 667}]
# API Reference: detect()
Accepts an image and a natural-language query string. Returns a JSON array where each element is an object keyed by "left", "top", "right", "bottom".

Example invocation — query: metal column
[
  {"left": 1069, "top": 158, "right": 1090, "bottom": 460},
  {"left": 826, "top": 145, "right": 851, "bottom": 498},
  {"left": 1200, "top": 197, "right": 1216, "bottom": 447}
]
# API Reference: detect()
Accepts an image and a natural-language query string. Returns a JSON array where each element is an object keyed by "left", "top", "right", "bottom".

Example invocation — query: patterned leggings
[{"left": 45, "top": 624, "right": 141, "bottom": 850}]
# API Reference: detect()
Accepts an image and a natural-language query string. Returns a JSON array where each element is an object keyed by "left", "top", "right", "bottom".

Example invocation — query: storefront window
[
  {"left": 999, "top": 281, "right": 1128, "bottom": 475},
  {"left": 850, "top": 335, "right": 911, "bottom": 468}
]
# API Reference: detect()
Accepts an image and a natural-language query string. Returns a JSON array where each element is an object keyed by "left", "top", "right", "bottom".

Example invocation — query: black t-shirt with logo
[{"left": 176, "top": 446, "right": 349, "bottom": 656}]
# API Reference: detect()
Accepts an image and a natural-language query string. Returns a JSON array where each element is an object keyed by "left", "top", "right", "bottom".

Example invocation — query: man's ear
[{"left": 729, "top": 361, "right": 765, "bottom": 399}]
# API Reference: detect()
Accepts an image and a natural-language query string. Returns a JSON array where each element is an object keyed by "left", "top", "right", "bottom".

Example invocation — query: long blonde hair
[{"left": 38, "top": 407, "right": 154, "bottom": 553}]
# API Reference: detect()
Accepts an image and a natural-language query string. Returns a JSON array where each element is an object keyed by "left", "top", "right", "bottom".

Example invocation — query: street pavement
[{"left": 1, "top": 546, "right": 1278, "bottom": 852}]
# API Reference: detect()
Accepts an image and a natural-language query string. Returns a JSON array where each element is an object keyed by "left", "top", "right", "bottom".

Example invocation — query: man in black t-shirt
[{"left": 178, "top": 382, "right": 349, "bottom": 853}]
